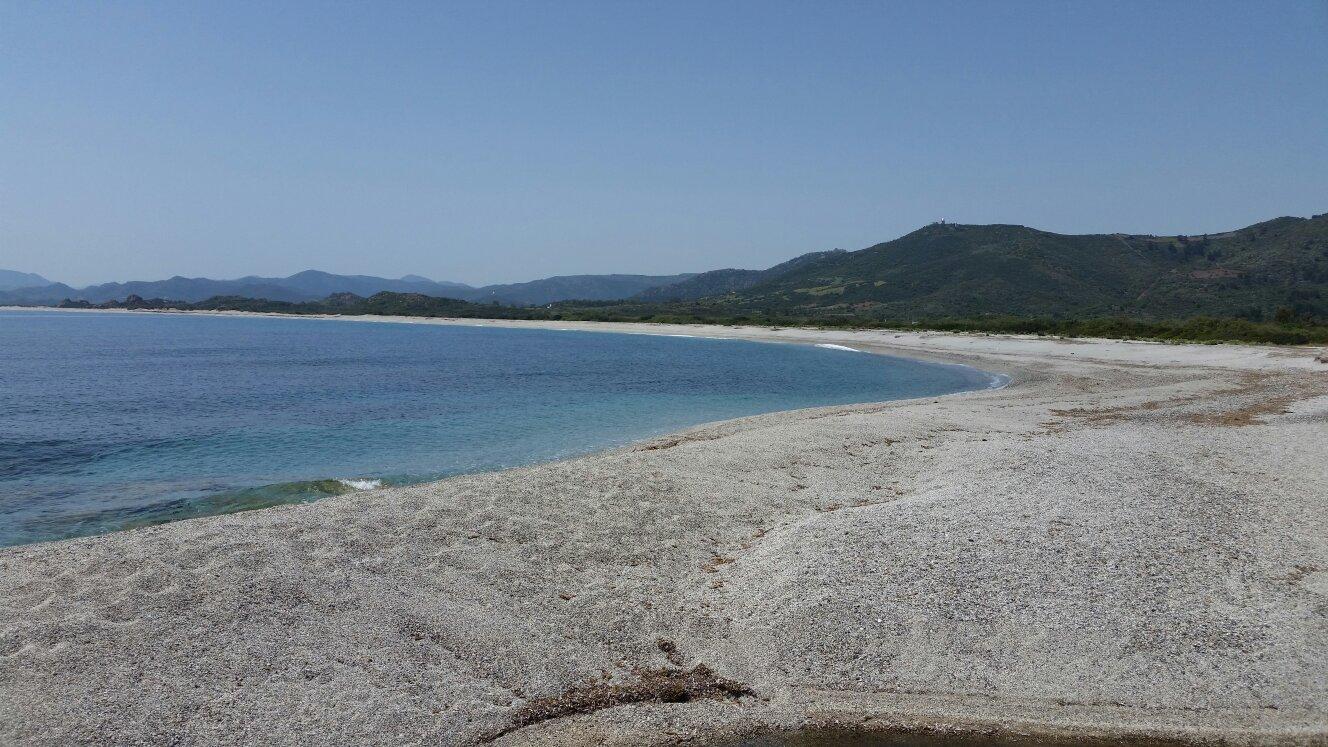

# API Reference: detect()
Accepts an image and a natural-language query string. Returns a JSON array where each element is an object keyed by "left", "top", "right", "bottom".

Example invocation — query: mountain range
[
  {"left": 0, "top": 269, "right": 694, "bottom": 307},
  {"left": 0, "top": 269, "right": 52, "bottom": 291},
  {"left": 7, "top": 211, "right": 1327, "bottom": 321}
]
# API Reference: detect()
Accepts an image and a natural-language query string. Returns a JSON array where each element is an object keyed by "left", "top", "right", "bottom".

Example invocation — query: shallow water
[{"left": 0, "top": 311, "right": 1000, "bottom": 546}]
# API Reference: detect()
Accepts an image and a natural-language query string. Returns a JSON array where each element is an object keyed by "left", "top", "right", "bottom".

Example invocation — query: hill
[
  {"left": 0, "top": 270, "right": 53, "bottom": 291},
  {"left": 0, "top": 271, "right": 467, "bottom": 305},
  {"left": 695, "top": 214, "right": 1328, "bottom": 322},
  {"left": 467, "top": 273, "right": 695, "bottom": 305},
  {"left": 273, "top": 270, "right": 472, "bottom": 299},
  {"left": 634, "top": 250, "right": 845, "bottom": 302}
]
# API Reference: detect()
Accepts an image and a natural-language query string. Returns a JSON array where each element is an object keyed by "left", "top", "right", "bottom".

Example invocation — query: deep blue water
[{"left": 0, "top": 311, "right": 1001, "bottom": 546}]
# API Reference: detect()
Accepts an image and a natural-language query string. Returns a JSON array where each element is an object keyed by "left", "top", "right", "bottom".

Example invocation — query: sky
[{"left": 2, "top": 1, "right": 1327, "bottom": 287}]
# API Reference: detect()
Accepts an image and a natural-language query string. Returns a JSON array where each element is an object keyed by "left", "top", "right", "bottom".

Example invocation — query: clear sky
[{"left": 3, "top": 1, "right": 1326, "bottom": 287}]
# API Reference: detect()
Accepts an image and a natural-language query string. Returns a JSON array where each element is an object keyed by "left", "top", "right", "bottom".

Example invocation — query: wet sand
[{"left": 2, "top": 318, "right": 1326, "bottom": 745}]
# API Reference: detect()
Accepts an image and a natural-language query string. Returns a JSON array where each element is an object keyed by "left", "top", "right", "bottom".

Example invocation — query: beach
[{"left": 2, "top": 318, "right": 1326, "bottom": 745}]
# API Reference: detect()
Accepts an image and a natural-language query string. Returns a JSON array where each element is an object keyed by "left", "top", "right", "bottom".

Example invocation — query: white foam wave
[
  {"left": 814, "top": 343, "right": 862, "bottom": 352},
  {"left": 338, "top": 478, "right": 383, "bottom": 491}
]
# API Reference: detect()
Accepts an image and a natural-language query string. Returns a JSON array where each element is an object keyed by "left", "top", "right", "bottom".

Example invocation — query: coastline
[
  {"left": 1, "top": 315, "right": 1326, "bottom": 745},
  {"left": 7, "top": 303, "right": 1324, "bottom": 372},
  {"left": 0, "top": 308, "right": 1004, "bottom": 547}
]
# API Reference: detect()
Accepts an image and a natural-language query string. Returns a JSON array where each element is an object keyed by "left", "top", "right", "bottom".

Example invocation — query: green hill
[
  {"left": 634, "top": 250, "right": 846, "bottom": 302},
  {"left": 697, "top": 214, "right": 1328, "bottom": 322}
]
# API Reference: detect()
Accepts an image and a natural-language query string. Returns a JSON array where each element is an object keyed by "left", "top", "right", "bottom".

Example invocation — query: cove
[{"left": 0, "top": 310, "right": 1001, "bottom": 546}]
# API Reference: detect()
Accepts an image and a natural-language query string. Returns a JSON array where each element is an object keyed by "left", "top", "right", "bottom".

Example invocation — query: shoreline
[
  {"left": 1, "top": 318, "right": 1326, "bottom": 745},
  {"left": 10, "top": 303, "right": 1328, "bottom": 361},
  {"left": 0, "top": 309, "right": 1005, "bottom": 548},
  {"left": 7, "top": 303, "right": 1323, "bottom": 372}
]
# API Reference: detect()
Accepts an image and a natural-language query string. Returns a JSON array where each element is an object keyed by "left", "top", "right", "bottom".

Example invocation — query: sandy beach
[{"left": 2, "top": 317, "right": 1326, "bottom": 746}]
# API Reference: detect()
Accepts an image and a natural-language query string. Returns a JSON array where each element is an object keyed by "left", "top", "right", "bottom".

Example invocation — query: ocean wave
[
  {"left": 4, "top": 476, "right": 391, "bottom": 547},
  {"left": 814, "top": 343, "right": 862, "bottom": 352},
  {"left": 337, "top": 478, "right": 383, "bottom": 491}
]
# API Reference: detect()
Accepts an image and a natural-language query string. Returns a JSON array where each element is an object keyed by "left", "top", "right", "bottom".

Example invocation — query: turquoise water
[{"left": 0, "top": 311, "right": 1001, "bottom": 546}]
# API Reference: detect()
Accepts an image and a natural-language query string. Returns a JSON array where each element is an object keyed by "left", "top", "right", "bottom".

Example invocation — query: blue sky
[{"left": 3, "top": 1, "right": 1326, "bottom": 286}]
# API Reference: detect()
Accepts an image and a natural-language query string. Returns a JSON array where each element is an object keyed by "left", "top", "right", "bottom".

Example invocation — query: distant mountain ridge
[
  {"left": 0, "top": 269, "right": 695, "bottom": 307},
  {"left": 8, "top": 211, "right": 1327, "bottom": 321},
  {"left": 0, "top": 269, "right": 52, "bottom": 291}
]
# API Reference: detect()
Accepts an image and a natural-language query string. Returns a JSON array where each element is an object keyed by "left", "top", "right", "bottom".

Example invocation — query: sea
[{"left": 0, "top": 310, "right": 1003, "bottom": 546}]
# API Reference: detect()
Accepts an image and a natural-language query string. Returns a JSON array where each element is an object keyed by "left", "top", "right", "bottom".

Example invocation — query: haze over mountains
[
  {"left": 0, "top": 270, "right": 52, "bottom": 291},
  {"left": 0, "top": 269, "right": 694, "bottom": 307},
  {"left": 7, "top": 212, "right": 1327, "bottom": 322}
]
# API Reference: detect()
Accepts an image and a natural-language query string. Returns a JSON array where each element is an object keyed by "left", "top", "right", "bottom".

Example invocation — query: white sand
[{"left": 2, "top": 316, "right": 1326, "bottom": 745}]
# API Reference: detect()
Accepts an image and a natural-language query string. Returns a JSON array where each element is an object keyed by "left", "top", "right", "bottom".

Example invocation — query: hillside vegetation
[
  {"left": 466, "top": 273, "right": 694, "bottom": 305},
  {"left": 634, "top": 250, "right": 845, "bottom": 301},
  {"left": 690, "top": 214, "right": 1328, "bottom": 322}
]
